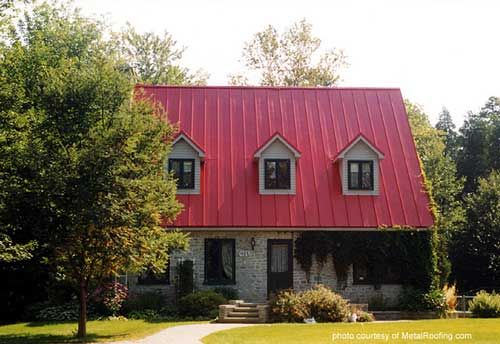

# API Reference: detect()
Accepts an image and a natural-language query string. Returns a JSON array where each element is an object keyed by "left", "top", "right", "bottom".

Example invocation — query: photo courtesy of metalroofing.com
[{"left": 137, "top": 85, "right": 434, "bottom": 229}]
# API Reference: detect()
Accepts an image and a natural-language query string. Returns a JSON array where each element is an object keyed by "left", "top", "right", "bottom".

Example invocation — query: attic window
[
  {"left": 169, "top": 159, "right": 195, "bottom": 189},
  {"left": 348, "top": 161, "right": 373, "bottom": 190},
  {"left": 264, "top": 159, "right": 291, "bottom": 189}
]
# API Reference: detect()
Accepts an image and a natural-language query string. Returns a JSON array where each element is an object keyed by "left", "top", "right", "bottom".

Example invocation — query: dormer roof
[
  {"left": 253, "top": 132, "right": 301, "bottom": 159},
  {"left": 172, "top": 131, "right": 205, "bottom": 159},
  {"left": 334, "top": 134, "right": 385, "bottom": 161}
]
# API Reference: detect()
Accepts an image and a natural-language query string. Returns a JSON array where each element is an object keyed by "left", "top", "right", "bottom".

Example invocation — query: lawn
[
  {"left": 0, "top": 319, "right": 205, "bottom": 343},
  {"left": 203, "top": 319, "right": 500, "bottom": 344}
]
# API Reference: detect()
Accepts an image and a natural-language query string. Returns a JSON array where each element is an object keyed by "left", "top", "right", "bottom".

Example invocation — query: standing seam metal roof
[{"left": 138, "top": 85, "right": 434, "bottom": 229}]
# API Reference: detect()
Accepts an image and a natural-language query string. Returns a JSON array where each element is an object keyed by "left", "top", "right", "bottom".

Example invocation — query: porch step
[{"left": 218, "top": 301, "right": 270, "bottom": 323}]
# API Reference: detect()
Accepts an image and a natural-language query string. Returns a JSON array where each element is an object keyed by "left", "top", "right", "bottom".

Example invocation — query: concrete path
[{"left": 109, "top": 323, "right": 254, "bottom": 344}]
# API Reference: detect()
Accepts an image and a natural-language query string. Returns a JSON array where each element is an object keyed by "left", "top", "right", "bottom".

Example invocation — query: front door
[{"left": 267, "top": 239, "right": 293, "bottom": 297}]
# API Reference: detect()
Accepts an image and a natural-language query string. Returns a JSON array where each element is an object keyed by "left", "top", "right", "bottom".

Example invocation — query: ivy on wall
[{"left": 294, "top": 230, "right": 439, "bottom": 291}]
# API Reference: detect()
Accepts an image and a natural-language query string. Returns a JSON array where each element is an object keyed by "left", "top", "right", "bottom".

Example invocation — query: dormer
[
  {"left": 334, "top": 134, "right": 384, "bottom": 196},
  {"left": 254, "top": 133, "right": 301, "bottom": 195},
  {"left": 168, "top": 132, "right": 205, "bottom": 195}
]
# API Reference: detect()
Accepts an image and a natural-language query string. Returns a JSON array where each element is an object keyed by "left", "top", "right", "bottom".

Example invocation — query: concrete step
[
  {"left": 232, "top": 307, "right": 259, "bottom": 313},
  {"left": 218, "top": 316, "right": 264, "bottom": 323},
  {"left": 228, "top": 311, "right": 259, "bottom": 317}
]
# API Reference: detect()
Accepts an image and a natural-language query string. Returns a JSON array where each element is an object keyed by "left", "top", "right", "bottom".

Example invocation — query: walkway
[{"left": 109, "top": 323, "right": 254, "bottom": 344}]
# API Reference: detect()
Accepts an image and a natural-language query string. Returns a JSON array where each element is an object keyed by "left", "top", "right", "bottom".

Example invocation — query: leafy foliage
[
  {"left": 450, "top": 171, "right": 500, "bottom": 290},
  {"left": 177, "top": 290, "right": 226, "bottom": 318},
  {"left": 435, "top": 107, "right": 458, "bottom": 160},
  {"left": 212, "top": 287, "right": 239, "bottom": 301},
  {"left": 270, "top": 285, "right": 349, "bottom": 323},
  {"left": 398, "top": 286, "right": 446, "bottom": 314},
  {"left": 115, "top": 23, "right": 207, "bottom": 85},
  {"left": 91, "top": 282, "right": 128, "bottom": 316},
  {"left": 469, "top": 291, "right": 500, "bottom": 318},
  {"left": 295, "top": 231, "right": 437, "bottom": 291},
  {"left": 0, "top": 1, "right": 189, "bottom": 336},
  {"left": 232, "top": 19, "right": 347, "bottom": 86}
]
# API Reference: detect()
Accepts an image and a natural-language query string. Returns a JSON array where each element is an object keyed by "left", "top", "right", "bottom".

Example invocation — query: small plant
[
  {"left": 469, "top": 291, "right": 500, "bottom": 318},
  {"left": 270, "top": 289, "right": 305, "bottom": 322},
  {"left": 178, "top": 290, "right": 226, "bottom": 318},
  {"left": 443, "top": 283, "right": 458, "bottom": 311},
  {"left": 356, "top": 311, "right": 375, "bottom": 322},
  {"left": 91, "top": 282, "right": 128, "bottom": 315},
  {"left": 128, "top": 309, "right": 162, "bottom": 321},
  {"left": 34, "top": 302, "right": 98, "bottom": 321},
  {"left": 398, "top": 287, "right": 446, "bottom": 314}
]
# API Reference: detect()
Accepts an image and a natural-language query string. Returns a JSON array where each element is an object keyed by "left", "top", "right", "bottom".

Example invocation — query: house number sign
[{"left": 238, "top": 250, "right": 253, "bottom": 257}]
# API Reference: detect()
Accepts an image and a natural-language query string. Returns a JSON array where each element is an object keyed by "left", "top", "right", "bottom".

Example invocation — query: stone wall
[{"left": 128, "top": 230, "right": 402, "bottom": 307}]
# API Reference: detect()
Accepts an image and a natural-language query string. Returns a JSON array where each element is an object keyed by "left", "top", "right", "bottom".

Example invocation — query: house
[{"left": 128, "top": 85, "right": 434, "bottom": 305}]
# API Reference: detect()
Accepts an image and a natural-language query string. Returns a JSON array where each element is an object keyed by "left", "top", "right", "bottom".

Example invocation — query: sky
[{"left": 74, "top": 0, "right": 500, "bottom": 126}]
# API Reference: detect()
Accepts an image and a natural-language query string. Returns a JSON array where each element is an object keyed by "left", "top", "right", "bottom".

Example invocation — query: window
[
  {"left": 168, "top": 159, "right": 195, "bottom": 189},
  {"left": 348, "top": 161, "right": 374, "bottom": 190},
  {"left": 264, "top": 159, "right": 291, "bottom": 189},
  {"left": 204, "top": 239, "right": 235, "bottom": 285},
  {"left": 353, "top": 261, "right": 401, "bottom": 285},
  {"left": 137, "top": 263, "right": 170, "bottom": 285}
]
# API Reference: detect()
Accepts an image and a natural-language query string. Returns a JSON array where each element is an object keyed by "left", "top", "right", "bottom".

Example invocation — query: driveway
[{"left": 109, "top": 323, "right": 254, "bottom": 344}]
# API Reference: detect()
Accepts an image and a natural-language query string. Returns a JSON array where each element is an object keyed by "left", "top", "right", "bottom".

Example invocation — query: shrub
[
  {"left": 175, "top": 260, "right": 194, "bottom": 299},
  {"left": 91, "top": 282, "right": 128, "bottom": 315},
  {"left": 271, "top": 285, "right": 349, "bottom": 323},
  {"left": 270, "top": 289, "right": 305, "bottom": 322},
  {"left": 128, "top": 309, "right": 162, "bottom": 321},
  {"left": 469, "top": 291, "right": 500, "bottom": 318},
  {"left": 122, "top": 292, "right": 167, "bottom": 314},
  {"left": 34, "top": 302, "right": 97, "bottom": 322},
  {"left": 398, "top": 287, "right": 446, "bottom": 313},
  {"left": 443, "top": 283, "right": 458, "bottom": 311},
  {"left": 178, "top": 290, "right": 226, "bottom": 318},
  {"left": 213, "top": 287, "right": 239, "bottom": 301},
  {"left": 356, "top": 311, "right": 375, "bottom": 322}
]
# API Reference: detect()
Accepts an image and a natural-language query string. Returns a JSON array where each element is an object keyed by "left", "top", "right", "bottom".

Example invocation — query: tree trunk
[{"left": 77, "top": 280, "right": 87, "bottom": 338}]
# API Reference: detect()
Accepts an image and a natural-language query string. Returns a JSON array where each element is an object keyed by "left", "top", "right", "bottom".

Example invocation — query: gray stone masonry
[{"left": 128, "top": 230, "right": 402, "bottom": 307}]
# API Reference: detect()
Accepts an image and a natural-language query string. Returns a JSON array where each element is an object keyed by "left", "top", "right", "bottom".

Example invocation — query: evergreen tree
[{"left": 435, "top": 107, "right": 458, "bottom": 159}]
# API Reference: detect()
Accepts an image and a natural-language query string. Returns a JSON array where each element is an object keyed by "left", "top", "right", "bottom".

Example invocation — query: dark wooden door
[{"left": 267, "top": 239, "right": 293, "bottom": 297}]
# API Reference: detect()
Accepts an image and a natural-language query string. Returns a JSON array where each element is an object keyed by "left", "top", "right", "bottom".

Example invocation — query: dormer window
[
  {"left": 254, "top": 133, "right": 301, "bottom": 195},
  {"left": 168, "top": 132, "right": 205, "bottom": 195},
  {"left": 335, "top": 134, "right": 384, "bottom": 196},
  {"left": 169, "top": 159, "right": 195, "bottom": 189},
  {"left": 348, "top": 160, "right": 374, "bottom": 190},
  {"left": 264, "top": 159, "right": 291, "bottom": 189}
]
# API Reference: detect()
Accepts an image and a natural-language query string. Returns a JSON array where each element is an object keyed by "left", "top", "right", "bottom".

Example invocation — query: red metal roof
[{"left": 138, "top": 85, "right": 434, "bottom": 229}]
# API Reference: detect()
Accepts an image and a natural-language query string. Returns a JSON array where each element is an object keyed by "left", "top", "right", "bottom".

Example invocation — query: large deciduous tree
[
  {"left": 450, "top": 171, "right": 500, "bottom": 290},
  {"left": 405, "top": 101, "right": 465, "bottom": 286},
  {"left": 457, "top": 97, "right": 500, "bottom": 194},
  {"left": 116, "top": 23, "right": 207, "bottom": 85},
  {"left": 230, "top": 19, "right": 347, "bottom": 86},
  {"left": 0, "top": 2, "right": 188, "bottom": 337}
]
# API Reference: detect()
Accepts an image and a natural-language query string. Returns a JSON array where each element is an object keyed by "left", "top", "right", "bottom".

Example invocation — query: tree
[
  {"left": 450, "top": 171, "right": 500, "bottom": 290},
  {"left": 232, "top": 19, "right": 347, "bottom": 86},
  {"left": 457, "top": 97, "right": 500, "bottom": 194},
  {"left": 435, "top": 107, "right": 458, "bottom": 159},
  {"left": 0, "top": 2, "right": 188, "bottom": 337},
  {"left": 405, "top": 101, "right": 465, "bottom": 286},
  {"left": 116, "top": 23, "right": 207, "bottom": 85}
]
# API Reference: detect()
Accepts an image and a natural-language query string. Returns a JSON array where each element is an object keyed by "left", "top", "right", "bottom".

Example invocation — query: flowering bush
[{"left": 92, "top": 281, "right": 128, "bottom": 315}]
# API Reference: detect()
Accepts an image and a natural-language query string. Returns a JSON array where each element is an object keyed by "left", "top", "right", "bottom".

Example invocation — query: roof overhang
[
  {"left": 253, "top": 132, "right": 301, "bottom": 159},
  {"left": 334, "top": 134, "right": 385, "bottom": 162},
  {"left": 172, "top": 131, "right": 206, "bottom": 159}
]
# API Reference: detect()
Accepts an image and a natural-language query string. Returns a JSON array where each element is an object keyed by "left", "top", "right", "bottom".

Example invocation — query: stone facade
[{"left": 128, "top": 230, "right": 402, "bottom": 307}]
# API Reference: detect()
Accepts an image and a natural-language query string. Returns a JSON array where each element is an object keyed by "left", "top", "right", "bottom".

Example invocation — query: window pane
[
  {"left": 265, "top": 161, "right": 277, "bottom": 188},
  {"left": 277, "top": 160, "right": 290, "bottom": 188},
  {"left": 221, "top": 241, "right": 234, "bottom": 280},
  {"left": 170, "top": 160, "right": 181, "bottom": 179},
  {"left": 354, "top": 261, "right": 369, "bottom": 283},
  {"left": 271, "top": 244, "right": 288, "bottom": 273},
  {"left": 183, "top": 161, "right": 193, "bottom": 173},
  {"left": 361, "top": 162, "right": 372, "bottom": 189},
  {"left": 349, "top": 162, "right": 360, "bottom": 189},
  {"left": 206, "top": 240, "right": 220, "bottom": 281}
]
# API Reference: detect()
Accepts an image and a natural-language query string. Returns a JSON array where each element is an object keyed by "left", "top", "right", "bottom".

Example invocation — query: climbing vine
[{"left": 294, "top": 230, "right": 438, "bottom": 291}]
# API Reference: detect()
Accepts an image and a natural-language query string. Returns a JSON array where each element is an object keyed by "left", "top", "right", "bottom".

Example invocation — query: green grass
[
  {"left": 203, "top": 319, "right": 500, "bottom": 344},
  {"left": 0, "top": 319, "right": 204, "bottom": 343}
]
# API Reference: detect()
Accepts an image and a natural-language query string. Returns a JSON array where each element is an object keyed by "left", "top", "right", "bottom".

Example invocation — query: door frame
[{"left": 267, "top": 239, "right": 293, "bottom": 298}]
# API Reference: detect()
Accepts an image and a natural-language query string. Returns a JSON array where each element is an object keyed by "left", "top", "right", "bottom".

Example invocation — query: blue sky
[{"left": 75, "top": 0, "right": 500, "bottom": 126}]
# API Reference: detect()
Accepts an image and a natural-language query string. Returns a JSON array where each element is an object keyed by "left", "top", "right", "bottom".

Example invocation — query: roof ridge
[{"left": 136, "top": 84, "right": 401, "bottom": 91}]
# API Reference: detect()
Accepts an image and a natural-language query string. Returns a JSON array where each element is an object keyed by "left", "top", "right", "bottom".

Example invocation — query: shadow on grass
[{"left": 0, "top": 333, "right": 115, "bottom": 344}]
